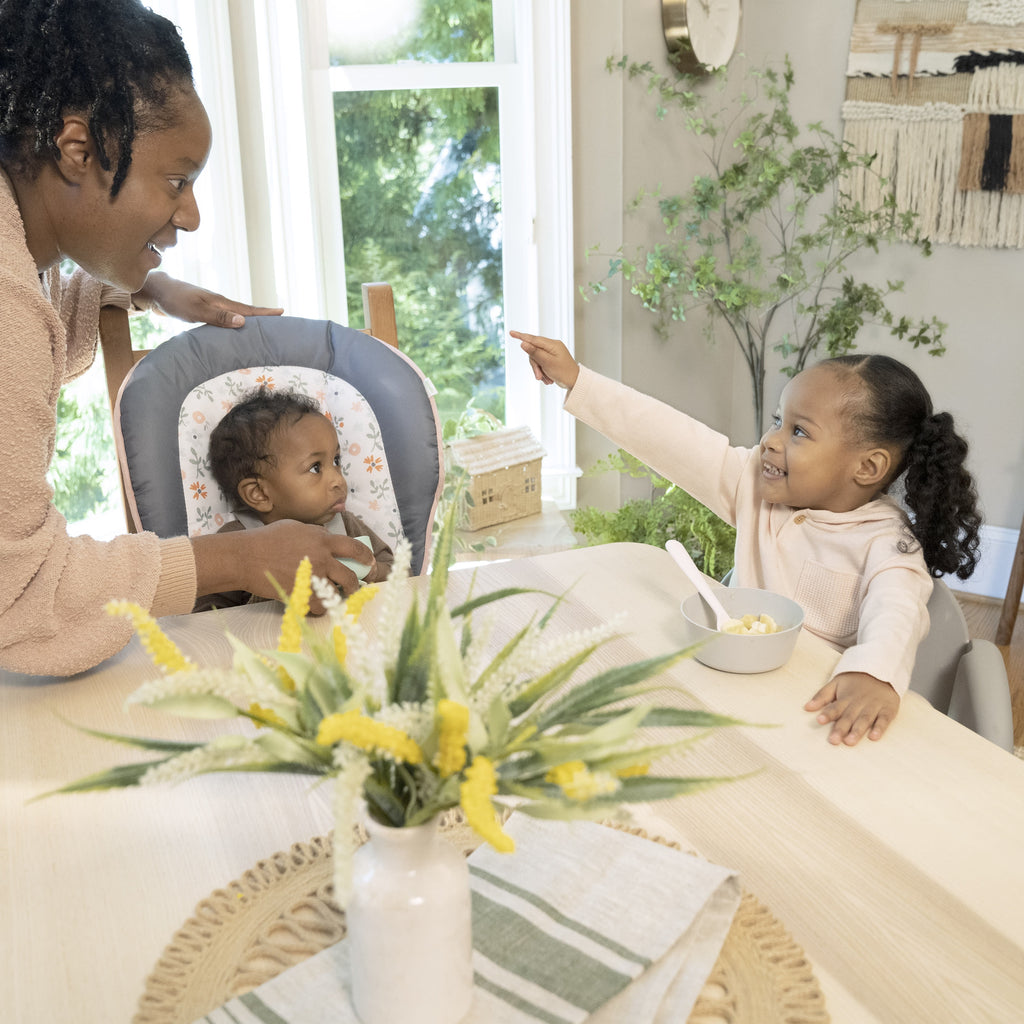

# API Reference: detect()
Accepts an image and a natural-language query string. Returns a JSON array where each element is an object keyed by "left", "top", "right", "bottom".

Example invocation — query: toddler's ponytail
[{"left": 902, "top": 411, "right": 981, "bottom": 579}]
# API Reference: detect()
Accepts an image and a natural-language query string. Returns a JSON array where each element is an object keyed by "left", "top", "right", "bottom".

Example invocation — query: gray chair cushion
[{"left": 115, "top": 316, "right": 442, "bottom": 574}]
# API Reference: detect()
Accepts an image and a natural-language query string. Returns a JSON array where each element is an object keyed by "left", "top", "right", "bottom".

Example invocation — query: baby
[{"left": 195, "top": 387, "right": 393, "bottom": 611}]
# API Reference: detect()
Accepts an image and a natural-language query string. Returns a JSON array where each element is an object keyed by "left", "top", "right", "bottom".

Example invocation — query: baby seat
[{"left": 112, "top": 315, "right": 443, "bottom": 575}]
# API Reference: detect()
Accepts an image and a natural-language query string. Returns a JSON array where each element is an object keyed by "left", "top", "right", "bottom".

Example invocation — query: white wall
[{"left": 570, "top": 0, "right": 1024, "bottom": 594}]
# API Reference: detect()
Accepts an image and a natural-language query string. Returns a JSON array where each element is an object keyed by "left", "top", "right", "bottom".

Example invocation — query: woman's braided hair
[
  {"left": 0, "top": 0, "right": 193, "bottom": 195},
  {"left": 824, "top": 354, "right": 982, "bottom": 580}
]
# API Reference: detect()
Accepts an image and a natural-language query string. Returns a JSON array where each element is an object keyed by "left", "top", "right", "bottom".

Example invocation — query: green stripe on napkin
[
  {"left": 470, "top": 889, "right": 633, "bottom": 1013},
  {"left": 235, "top": 992, "right": 289, "bottom": 1024},
  {"left": 474, "top": 971, "right": 575, "bottom": 1024},
  {"left": 469, "top": 864, "right": 651, "bottom": 967}
]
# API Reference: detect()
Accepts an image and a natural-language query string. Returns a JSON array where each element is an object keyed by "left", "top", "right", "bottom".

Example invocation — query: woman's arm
[{"left": 133, "top": 272, "right": 283, "bottom": 327}]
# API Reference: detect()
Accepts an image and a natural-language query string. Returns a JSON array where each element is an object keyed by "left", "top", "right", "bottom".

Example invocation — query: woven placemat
[{"left": 134, "top": 818, "right": 829, "bottom": 1024}]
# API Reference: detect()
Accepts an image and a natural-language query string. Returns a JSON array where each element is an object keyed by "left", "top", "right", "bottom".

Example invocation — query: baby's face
[{"left": 258, "top": 413, "right": 348, "bottom": 526}]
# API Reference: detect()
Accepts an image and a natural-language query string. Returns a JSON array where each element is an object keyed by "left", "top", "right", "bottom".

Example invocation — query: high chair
[{"left": 100, "top": 288, "right": 443, "bottom": 575}]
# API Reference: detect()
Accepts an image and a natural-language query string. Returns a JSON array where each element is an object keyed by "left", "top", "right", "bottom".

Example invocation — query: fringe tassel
[
  {"left": 967, "top": 62, "right": 1024, "bottom": 108},
  {"left": 843, "top": 103, "right": 1024, "bottom": 246}
]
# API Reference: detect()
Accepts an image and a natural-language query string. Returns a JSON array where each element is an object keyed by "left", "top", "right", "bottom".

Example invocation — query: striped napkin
[{"left": 196, "top": 815, "right": 740, "bottom": 1024}]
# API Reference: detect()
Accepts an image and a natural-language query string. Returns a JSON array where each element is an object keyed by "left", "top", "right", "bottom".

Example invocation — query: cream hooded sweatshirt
[{"left": 565, "top": 365, "right": 933, "bottom": 696}]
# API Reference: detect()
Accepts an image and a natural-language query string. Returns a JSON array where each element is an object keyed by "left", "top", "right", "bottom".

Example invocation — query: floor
[{"left": 954, "top": 591, "right": 1024, "bottom": 748}]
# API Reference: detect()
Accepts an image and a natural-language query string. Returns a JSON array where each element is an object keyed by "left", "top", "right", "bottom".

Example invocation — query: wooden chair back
[{"left": 99, "top": 282, "right": 399, "bottom": 533}]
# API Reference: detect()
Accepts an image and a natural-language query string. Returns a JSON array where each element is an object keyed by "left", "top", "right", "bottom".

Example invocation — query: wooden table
[{"left": 2, "top": 543, "right": 1023, "bottom": 1023}]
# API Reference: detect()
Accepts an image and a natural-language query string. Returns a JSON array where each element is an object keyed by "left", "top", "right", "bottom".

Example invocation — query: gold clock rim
[{"left": 661, "top": 0, "right": 740, "bottom": 75}]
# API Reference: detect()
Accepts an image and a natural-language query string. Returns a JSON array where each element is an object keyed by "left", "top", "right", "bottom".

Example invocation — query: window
[{"left": 233, "top": 0, "right": 577, "bottom": 506}]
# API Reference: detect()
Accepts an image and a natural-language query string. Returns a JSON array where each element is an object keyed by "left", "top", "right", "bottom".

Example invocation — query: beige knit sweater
[{"left": 0, "top": 169, "right": 197, "bottom": 676}]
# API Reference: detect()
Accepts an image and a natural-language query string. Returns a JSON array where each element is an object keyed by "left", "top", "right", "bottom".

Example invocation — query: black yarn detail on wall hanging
[
  {"left": 981, "top": 114, "right": 1014, "bottom": 191},
  {"left": 954, "top": 50, "right": 1024, "bottom": 73}
]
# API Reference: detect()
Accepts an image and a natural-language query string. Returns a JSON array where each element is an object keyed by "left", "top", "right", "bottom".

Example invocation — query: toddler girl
[{"left": 513, "top": 330, "right": 981, "bottom": 746}]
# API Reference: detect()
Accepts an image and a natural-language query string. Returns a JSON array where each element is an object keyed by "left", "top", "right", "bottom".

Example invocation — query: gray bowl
[{"left": 680, "top": 587, "right": 804, "bottom": 673}]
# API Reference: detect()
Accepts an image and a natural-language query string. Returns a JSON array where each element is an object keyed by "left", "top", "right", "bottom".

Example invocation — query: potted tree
[{"left": 587, "top": 55, "right": 946, "bottom": 437}]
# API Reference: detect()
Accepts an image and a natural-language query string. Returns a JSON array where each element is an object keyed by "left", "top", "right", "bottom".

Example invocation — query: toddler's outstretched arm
[{"left": 511, "top": 331, "right": 580, "bottom": 390}]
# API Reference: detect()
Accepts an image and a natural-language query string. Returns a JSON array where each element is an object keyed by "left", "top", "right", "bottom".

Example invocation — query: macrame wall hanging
[{"left": 843, "top": 0, "right": 1024, "bottom": 247}]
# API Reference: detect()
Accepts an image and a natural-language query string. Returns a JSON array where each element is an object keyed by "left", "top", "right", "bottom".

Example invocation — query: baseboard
[{"left": 944, "top": 523, "right": 1020, "bottom": 601}]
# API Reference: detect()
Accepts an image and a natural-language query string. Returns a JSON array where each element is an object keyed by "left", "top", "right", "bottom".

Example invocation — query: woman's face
[{"left": 58, "top": 87, "right": 212, "bottom": 292}]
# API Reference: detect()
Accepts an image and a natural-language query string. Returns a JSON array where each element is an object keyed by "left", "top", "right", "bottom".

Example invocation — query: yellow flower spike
[
  {"left": 248, "top": 703, "right": 288, "bottom": 729},
  {"left": 616, "top": 763, "right": 650, "bottom": 778},
  {"left": 277, "top": 557, "right": 312, "bottom": 655},
  {"left": 460, "top": 756, "right": 514, "bottom": 853},
  {"left": 437, "top": 700, "right": 469, "bottom": 777},
  {"left": 331, "top": 625, "right": 348, "bottom": 665},
  {"left": 316, "top": 709, "right": 423, "bottom": 763},
  {"left": 105, "top": 600, "right": 192, "bottom": 674},
  {"left": 343, "top": 583, "right": 379, "bottom": 622},
  {"left": 545, "top": 760, "right": 619, "bottom": 802}
]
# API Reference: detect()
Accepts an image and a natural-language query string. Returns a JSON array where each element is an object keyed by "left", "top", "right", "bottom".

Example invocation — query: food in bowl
[
  {"left": 721, "top": 613, "right": 780, "bottom": 635},
  {"left": 680, "top": 587, "right": 804, "bottom": 673}
]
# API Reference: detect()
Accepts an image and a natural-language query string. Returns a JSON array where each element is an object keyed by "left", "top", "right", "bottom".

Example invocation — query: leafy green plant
[
  {"left": 587, "top": 55, "right": 946, "bottom": 437},
  {"left": 570, "top": 451, "right": 736, "bottom": 582},
  {"left": 45, "top": 508, "right": 744, "bottom": 904}
]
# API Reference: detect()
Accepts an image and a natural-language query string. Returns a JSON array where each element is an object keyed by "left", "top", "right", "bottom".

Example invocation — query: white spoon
[{"left": 665, "top": 539, "right": 732, "bottom": 631}]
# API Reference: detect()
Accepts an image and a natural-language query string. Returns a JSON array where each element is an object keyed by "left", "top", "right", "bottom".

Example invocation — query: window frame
[{"left": 167, "top": 0, "right": 577, "bottom": 507}]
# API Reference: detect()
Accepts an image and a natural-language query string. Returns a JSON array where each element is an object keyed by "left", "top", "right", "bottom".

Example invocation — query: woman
[{"left": 0, "top": 0, "right": 370, "bottom": 675}]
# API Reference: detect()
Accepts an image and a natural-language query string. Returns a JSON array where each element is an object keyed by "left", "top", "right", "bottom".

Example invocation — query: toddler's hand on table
[
  {"left": 804, "top": 672, "right": 899, "bottom": 746},
  {"left": 511, "top": 330, "right": 580, "bottom": 389}
]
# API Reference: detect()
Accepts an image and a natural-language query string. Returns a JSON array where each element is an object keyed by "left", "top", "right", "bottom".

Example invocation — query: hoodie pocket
[{"left": 794, "top": 561, "right": 861, "bottom": 645}]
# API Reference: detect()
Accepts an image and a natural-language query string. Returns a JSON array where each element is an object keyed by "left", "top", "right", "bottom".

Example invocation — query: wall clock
[{"left": 662, "top": 0, "right": 741, "bottom": 74}]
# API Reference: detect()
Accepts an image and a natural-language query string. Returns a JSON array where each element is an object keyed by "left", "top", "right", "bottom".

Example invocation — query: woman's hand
[
  {"left": 804, "top": 672, "right": 900, "bottom": 745},
  {"left": 511, "top": 330, "right": 580, "bottom": 389},
  {"left": 133, "top": 272, "right": 284, "bottom": 328},
  {"left": 193, "top": 522, "right": 374, "bottom": 614}
]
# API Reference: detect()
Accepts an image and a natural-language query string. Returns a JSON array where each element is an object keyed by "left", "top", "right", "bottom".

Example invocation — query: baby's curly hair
[
  {"left": 0, "top": 0, "right": 193, "bottom": 195},
  {"left": 208, "top": 388, "right": 322, "bottom": 510},
  {"left": 823, "top": 354, "right": 982, "bottom": 580}
]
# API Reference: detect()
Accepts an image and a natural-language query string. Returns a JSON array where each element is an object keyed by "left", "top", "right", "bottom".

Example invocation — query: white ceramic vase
[{"left": 347, "top": 816, "right": 474, "bottom": 1024}]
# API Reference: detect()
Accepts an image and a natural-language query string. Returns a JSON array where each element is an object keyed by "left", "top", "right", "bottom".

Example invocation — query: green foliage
[
  {"left": 591, "top": 55, "right": 946, "bottom": 436},
  {"left": 570, "top": 450, "right": 736, "bottom": 582},
  {"left": 330, "top": 0, "right": 506, "bottom": 427},
  {"left": 335, "top": 80, "right": 504, "bottom": 427},
  {"left": 49, "top": 379, "right": 114, "bottom": 522}
]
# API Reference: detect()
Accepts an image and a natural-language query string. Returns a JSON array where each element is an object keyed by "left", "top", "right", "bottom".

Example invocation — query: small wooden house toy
[{"left": 447, "top": 425, "right": 545, "bottom": 530}]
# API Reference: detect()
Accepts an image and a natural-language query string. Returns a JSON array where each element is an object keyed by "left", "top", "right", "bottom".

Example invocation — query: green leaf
[
  {"left": 61, "top": 722, "right": 203, "bottom": 754},
  {"left": 581, "top": 706, "right": 751, "bottom": 730},
  {"left": 143, "top": 693, "right": 241, "bottom": 719},
  {"left": 34, "top": 759, "right": 173, "bottom": 798},
  {"left": 507, "top": 646, "right": 599, "bottom": 719},
  {"left": 532, "top": 648, "right": 693, "bottom": 731}
]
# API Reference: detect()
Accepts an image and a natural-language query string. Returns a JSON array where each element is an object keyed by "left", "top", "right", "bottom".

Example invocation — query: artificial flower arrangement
[{"left": 51, "top": 510, "right": 741, "bottom": 905}]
